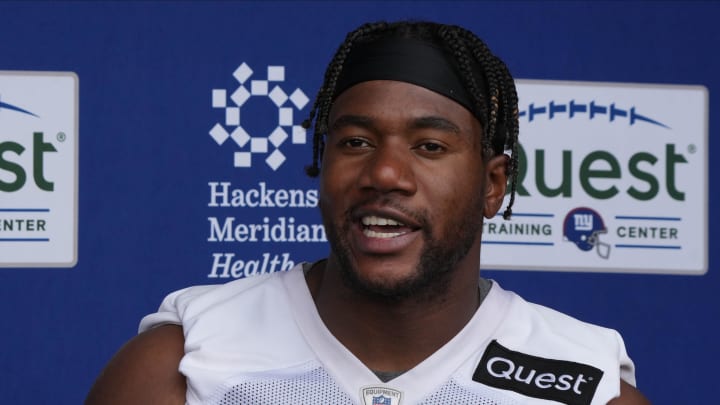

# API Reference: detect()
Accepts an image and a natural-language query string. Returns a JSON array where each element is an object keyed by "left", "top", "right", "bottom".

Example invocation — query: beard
[{"left": 322, "top": 195, "right": 484, "bottom": 303}]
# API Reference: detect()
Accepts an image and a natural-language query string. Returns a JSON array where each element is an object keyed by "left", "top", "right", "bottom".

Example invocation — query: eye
[
  {"left": 416, "top": 141, "right": 447, "bottom": 154},
  {"left": 342, "top": 137, "right": 372, "bottom": 149}
]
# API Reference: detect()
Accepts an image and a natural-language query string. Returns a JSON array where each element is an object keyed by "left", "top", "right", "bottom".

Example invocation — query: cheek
[
  {"left": 318, "top": 169, "right": 348, "bottom": 215},
  {"left": 317, "top": 176, "right": 333, "bottom": 212},
  {"left": 424, "top": 161, "right": 484, "bottom": 215},
  {"left": 319, "top": 150, "right": 362, "bottom": 200},
  {"left": 424, "top": 156, "right": 483, "bottom": 192}
]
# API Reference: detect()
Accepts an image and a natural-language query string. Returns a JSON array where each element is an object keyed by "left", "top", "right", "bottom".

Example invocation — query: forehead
[{"left": 329, "top": 80, "right": 481, "bottom": 134}]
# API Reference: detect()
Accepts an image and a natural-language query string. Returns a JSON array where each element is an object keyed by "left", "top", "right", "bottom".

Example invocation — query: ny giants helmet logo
[{"left": 563, "top": 207, "right": 611, "bottom": 259}]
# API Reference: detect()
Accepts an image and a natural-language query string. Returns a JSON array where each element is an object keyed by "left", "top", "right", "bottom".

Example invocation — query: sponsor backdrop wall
[{"left": 0, "top": 1, "right": 715, "bottom": 403}]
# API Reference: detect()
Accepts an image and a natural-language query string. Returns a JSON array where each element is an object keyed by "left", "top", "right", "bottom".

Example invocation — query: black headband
[{"left": 333, "top": 36, "right": 480, "bottom": 114}]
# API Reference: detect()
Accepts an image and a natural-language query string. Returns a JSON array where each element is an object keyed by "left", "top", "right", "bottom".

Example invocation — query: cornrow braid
[
  {"left": 304, "top": 21, "right": 520, "bottom": 219},
  {"left": 302, "top": 21, "right": 389, "bottom": 177},
  {"left": 454, "top": 27, "right": 520, "bottom": 219}
]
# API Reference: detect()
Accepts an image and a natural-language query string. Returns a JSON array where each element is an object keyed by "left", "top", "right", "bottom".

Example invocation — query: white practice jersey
[{"left": 139, "top": 264, "right": 636, "bottom": 405}]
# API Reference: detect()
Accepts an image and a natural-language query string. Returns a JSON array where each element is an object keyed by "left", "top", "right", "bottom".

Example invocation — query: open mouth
[{"left": 360, "top": 215, "right": 417, "bottom": 239}]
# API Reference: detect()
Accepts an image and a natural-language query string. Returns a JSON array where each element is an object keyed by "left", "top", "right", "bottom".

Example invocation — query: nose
[{"left": 358, "top": 143, "right": 417, "bottom": 195}]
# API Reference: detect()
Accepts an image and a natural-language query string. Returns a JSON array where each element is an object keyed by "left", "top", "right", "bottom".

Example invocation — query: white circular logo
[{"left": 209, "top": 62, "right": 309, "bottom": 170}]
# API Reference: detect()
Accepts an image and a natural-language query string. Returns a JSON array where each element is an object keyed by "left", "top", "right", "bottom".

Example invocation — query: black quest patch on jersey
[{"left": 473, "top": 340, "right": 604, "bottom": 405}]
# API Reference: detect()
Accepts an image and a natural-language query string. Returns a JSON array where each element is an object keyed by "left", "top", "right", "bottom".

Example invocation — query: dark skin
[
  {"left": 310, "top": 80, "right": 500, "bottom": 373},
  {"left": 85, "top": 324, "right": 186, "bottom": 405},
  {"left": 86, "top": 81, "right": 650, "bottom": 404}
]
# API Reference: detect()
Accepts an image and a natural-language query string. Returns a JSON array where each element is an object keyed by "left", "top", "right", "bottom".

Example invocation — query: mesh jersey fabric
[
  {"left": 206, "top": 365, "right": 529, "bottom": 405},
  {"left": 139, "top": 263, "right": 636, "bottom": 405}
]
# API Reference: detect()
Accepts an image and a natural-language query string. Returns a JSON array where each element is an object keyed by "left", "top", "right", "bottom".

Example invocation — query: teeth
[
  {"left": 363, "top": 229, "right": 405, "bottom": 239},
  {"left": 361, "top": 215, "right": 404, "bottom": 226},
  {"left": 361, "top": 215, "right": 408, "bottom": 238}
]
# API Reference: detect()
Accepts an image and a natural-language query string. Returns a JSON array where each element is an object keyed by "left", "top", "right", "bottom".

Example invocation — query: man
[{"left": 87, "top": 21, "right": 650, "bottom": 404}]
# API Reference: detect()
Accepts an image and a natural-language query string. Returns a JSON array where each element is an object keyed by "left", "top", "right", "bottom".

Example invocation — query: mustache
[{"left": 345, "top": 196, "right": 430, "bottom": 230}]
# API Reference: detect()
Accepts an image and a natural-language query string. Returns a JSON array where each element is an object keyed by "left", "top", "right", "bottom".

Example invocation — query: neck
[{"left": 306, "top": 244, "right": 482, "bottom": 372}]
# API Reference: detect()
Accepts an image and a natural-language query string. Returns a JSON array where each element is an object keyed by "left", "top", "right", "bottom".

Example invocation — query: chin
[
  {"left": 338, "top": 254, "right": 456, "bottom": 303},
  {"left": 324, "top": 206, "right": 480, "bottom": 303}
]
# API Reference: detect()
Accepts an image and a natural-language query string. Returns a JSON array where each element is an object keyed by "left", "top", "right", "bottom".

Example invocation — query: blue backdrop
[{"left": 0, "top": 1, "right": 716, "bottom": 403}]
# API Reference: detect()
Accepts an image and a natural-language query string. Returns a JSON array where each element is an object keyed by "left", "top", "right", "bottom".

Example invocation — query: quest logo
[
  {"left": 473, "top": 340, "right": 603, "bottom": 405},
  {"left": 480, "top": 80, "right": 708, "bottom": 275},
  {"left": 0, "top": 71, "right": 79, "bottom": 268}
]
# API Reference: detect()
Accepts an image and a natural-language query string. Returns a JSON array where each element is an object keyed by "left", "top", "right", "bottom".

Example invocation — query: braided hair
[{"left": 302, "top": 21, "right": 519, "bottom": 219}]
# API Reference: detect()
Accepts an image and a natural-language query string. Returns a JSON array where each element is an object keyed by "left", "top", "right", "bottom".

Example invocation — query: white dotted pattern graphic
[
  {"left": 207, "top": 366, "right": 527, "bottom": 405},
  {"left": 210, "top": 367, "right": 354, "bottom": 404},
  {"left": 210, "top": 62, "right": 308, "bottom": 170},
  {"left": 418, "top": 379, "right": 525, "bottom": 405}
]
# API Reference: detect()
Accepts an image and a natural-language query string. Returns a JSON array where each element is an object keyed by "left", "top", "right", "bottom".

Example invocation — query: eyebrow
[
  {"left": 408, "top": 116, "right": 461, "bottom": 134},
  {"left": 329, "top": 114, "right": 376, "bottom": 133},
  {"left": 330, "top": 114, "right": 461, "bottom": 135}
]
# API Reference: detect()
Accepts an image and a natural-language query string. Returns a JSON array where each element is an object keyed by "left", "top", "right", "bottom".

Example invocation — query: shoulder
[
  {"left": 138, "top": 266, "right": 303, "bottom": 333},
  {"left": 85, "top": 324, "right": 186, "bottom": 405},
  {"left": 492, "top": 281, "right": 632, "bottom": 355},
  {"left": 87, "top": 265, "right": 309, "bottom": 405},
  {"left": 483, "top": 281, "right": 640, "bottom": 403}
]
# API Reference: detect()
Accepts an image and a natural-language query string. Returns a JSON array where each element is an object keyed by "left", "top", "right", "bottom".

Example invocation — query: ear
[{"left": 483, "top": 154, "right": 509, "bottom": 219}]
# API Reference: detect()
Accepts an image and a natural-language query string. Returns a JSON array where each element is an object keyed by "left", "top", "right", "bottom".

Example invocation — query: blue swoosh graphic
[{"left": 0, "top": 100, "right": 39, "bottom": 117}]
